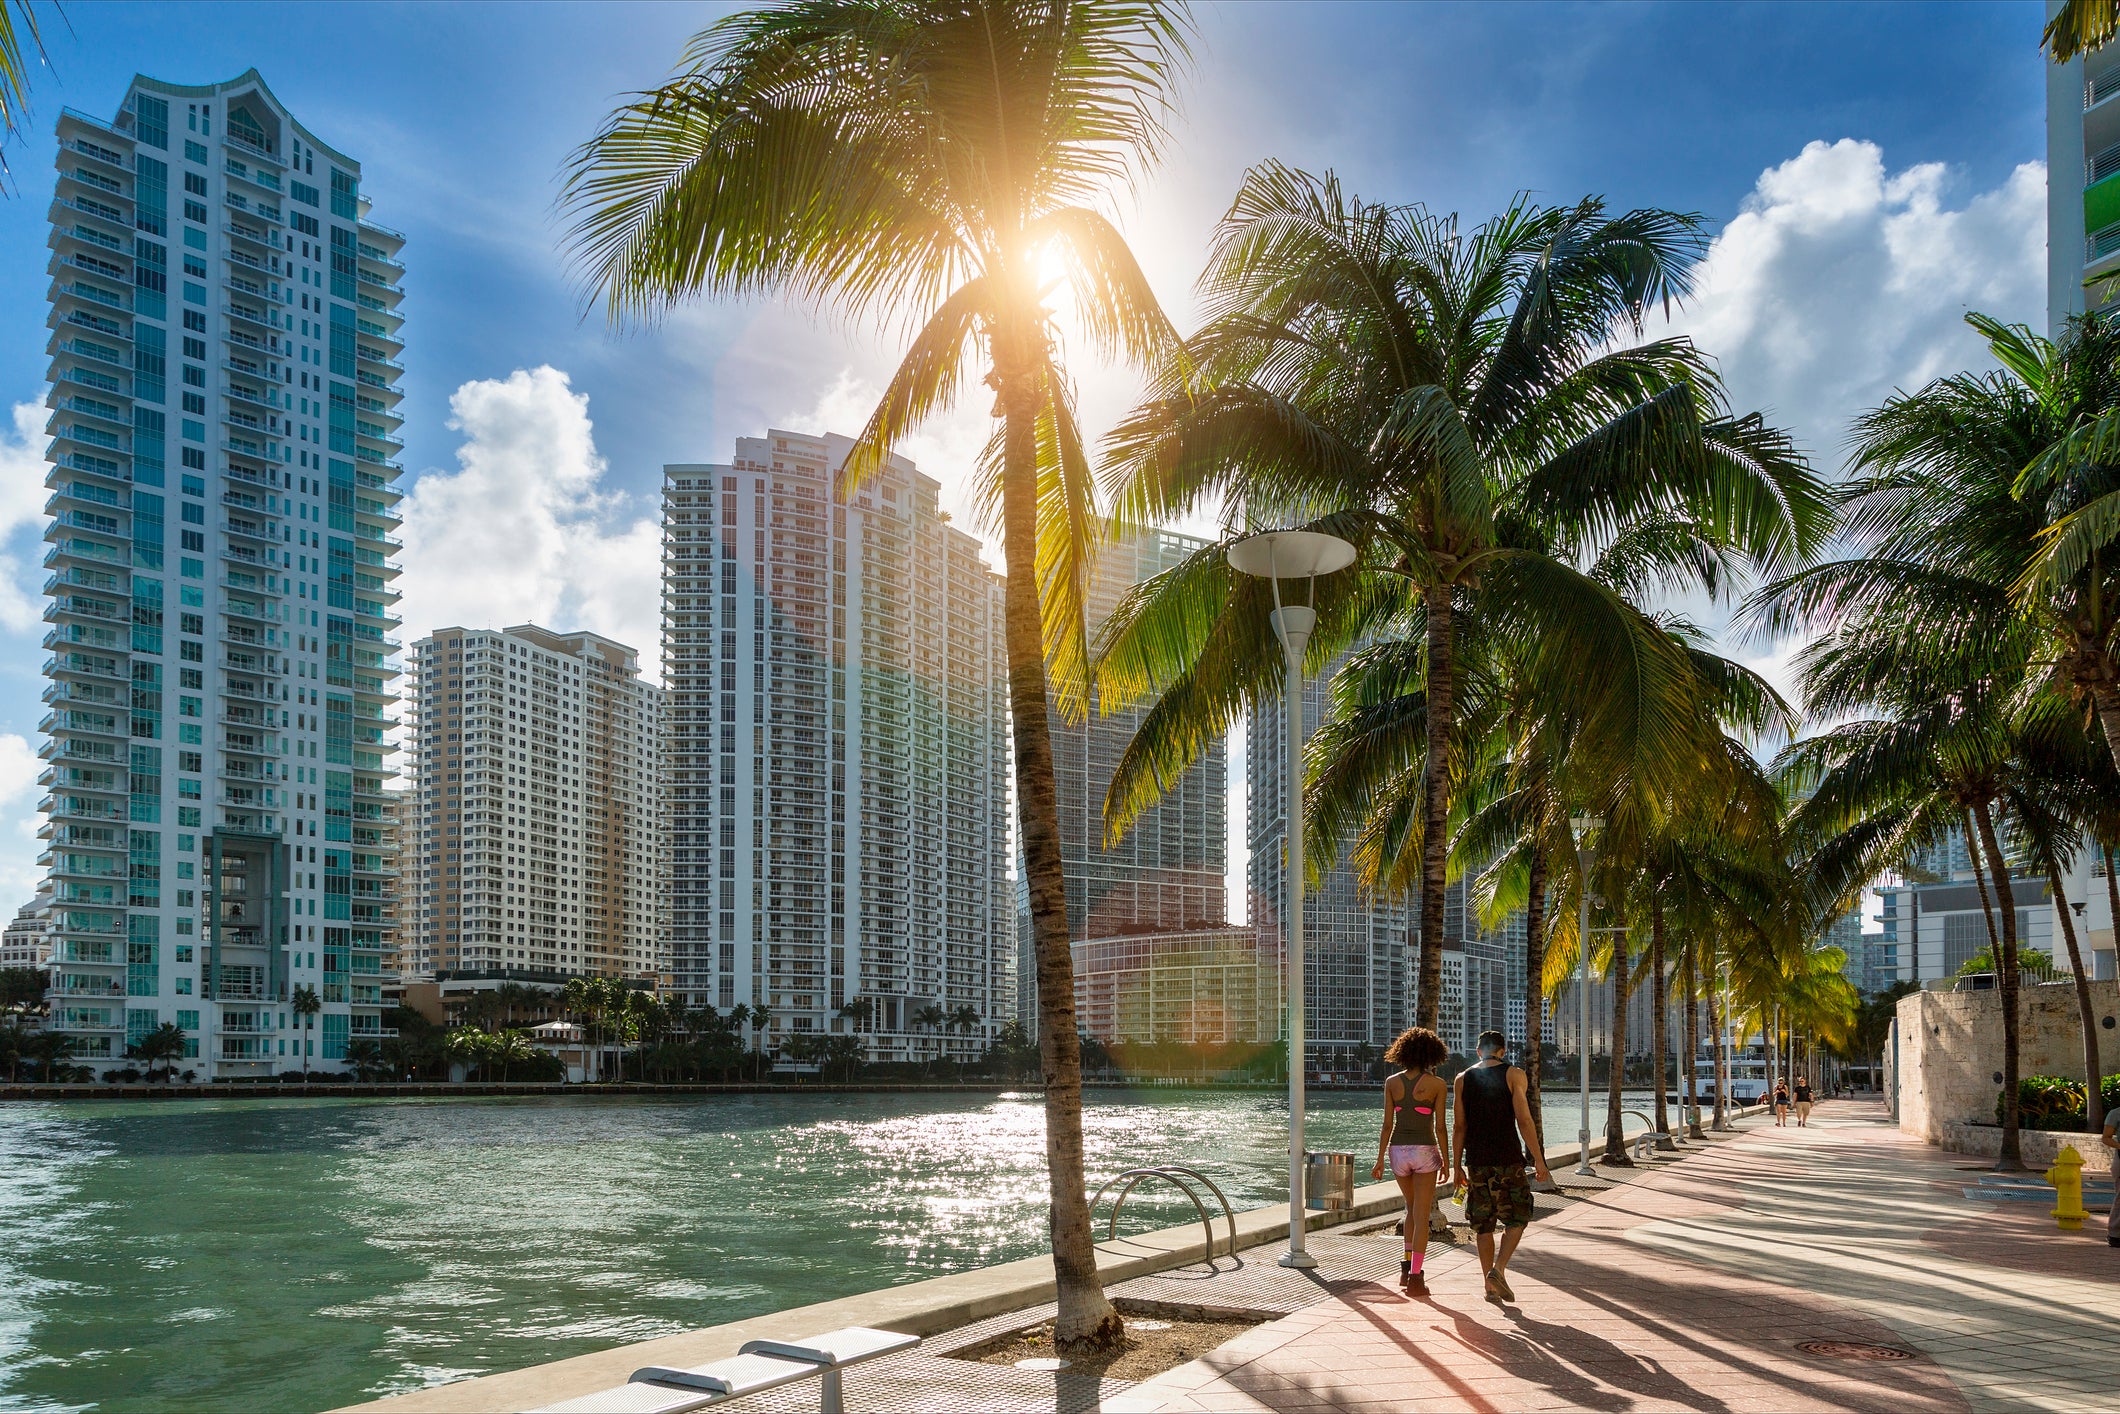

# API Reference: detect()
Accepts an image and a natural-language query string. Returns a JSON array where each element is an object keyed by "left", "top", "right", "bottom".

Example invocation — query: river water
[{"left": 0, "top": 1087, "right": 1640, "bottom": 1413}]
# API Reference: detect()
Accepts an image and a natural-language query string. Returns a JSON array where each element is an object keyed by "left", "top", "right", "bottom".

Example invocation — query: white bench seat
[{"left": 528, "top": 1326, "right": 921, "bottom": 1414}]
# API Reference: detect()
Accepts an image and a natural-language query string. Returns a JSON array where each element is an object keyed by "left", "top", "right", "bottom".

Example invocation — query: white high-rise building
[
  {"left": 1247, "top": 653, "right": 1412, "bottom": 1065},
  {"left": 403, "top": 625, "right": 665, "bottom": 983},
  {"left": 1, "top": 892, "right": 54, "bottom": 970},
  {"left": 2049, "top": 35, "right": 2120, "bottom": 330},
  {"left": 1248, "top": 653, "right": 1524, "bottom": 1061},
  {"left": 661, "top": 431, "right": 1012, "bottom": 1062},
  {"left": 1018, "top": 528, "right": 1236, "bottom": 1031},
  {"left": 40, "top": 73, "right": 404, "bottom": 1075}
]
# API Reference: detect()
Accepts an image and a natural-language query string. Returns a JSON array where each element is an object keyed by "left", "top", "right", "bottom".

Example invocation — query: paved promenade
[{"left": 1110, "top": 1103, "right": 2117, "bottom": 1413}]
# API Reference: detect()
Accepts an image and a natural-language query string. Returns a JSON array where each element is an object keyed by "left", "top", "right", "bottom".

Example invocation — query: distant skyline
[{"left": 0, "top": 0, "right": 2051, "bottom": 909}]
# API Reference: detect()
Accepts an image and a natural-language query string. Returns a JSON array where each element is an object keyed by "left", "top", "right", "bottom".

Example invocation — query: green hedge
[{"left": 1996, "top": 1074, "right": 2120, "bottom": 1130}]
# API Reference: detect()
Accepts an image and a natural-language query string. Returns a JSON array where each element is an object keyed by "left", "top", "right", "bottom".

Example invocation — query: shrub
[{"left": 1998, "top": 1074, "right": 2115, "bottom": 1130}]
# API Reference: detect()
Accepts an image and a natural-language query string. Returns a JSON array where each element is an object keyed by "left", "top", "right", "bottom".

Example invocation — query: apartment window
[{"left": 183, "top": 172, "right": 207, "bottom": 197}]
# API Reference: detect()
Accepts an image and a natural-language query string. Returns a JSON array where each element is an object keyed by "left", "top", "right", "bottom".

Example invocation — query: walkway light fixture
[
  {"left": 1229, "top": 527, "right": 1356, "bottom": 1271},
  {"left": 1570, "top": 814, "right": 1602, "bottom": 1177}
]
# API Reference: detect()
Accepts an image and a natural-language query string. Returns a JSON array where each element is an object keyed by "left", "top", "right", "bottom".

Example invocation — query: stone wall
[
  {"left": 1892, "top": 979, "right": 2120, "bottom": 1144},
  {"left": 1938, "top": 1121, "right": 2112, "bottom": 1170}
]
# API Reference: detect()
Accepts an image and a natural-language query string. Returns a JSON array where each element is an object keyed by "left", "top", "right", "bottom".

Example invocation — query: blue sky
[{"left": 0, "top": 1, "right": 2055, "bottom": 906}]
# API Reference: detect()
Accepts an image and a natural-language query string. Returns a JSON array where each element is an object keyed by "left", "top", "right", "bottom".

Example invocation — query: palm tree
[
  {"left": 562, "top": 3, "right": 1190, "bottom": 1350},
  {"left": 2043, "top": 0, "right": 2115, "bottom": 61},
  {"left": 292, "top": 984, "right": 321, "bottom": 1081},
  {"left": 344, "top": 1038, "right": 387, "bottom": 1082},
  {"left": 22, "top": 1028, "right": 71, "bottom": 1082},
  {"left": 443, "top": 1027, "right": 491, "bottom": 1081},
  {"left": 1750, "top": 317, "right": 2120, "bottom": 1170},
  {"left": 1099, "top": 169, "right": 1826, "bottom": 1037},
  {"left": 914, "top": 1003, "right": 947, "bottom": 1077},
  {"left": 125, "top": 1022, "right": 187, "bottom": 1082},
  {"left": 746, "top": 1002, "right": 774, "bottom": 1081},
  {"left": 563, "top": 976, "right": 600, "bottom": 1081},
  {"left": 0, "top": 0, "right": 53, "bottom": 190}
]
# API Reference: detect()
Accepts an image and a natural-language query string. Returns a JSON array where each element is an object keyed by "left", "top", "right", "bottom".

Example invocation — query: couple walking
[{"left": 1370, "top": 1027, "right": 1551, "bottom": 1302}]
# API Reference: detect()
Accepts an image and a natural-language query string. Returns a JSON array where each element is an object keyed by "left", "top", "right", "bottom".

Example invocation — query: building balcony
[
  {"left": 51, "top": 193, "right": 133, "bottom": 236},
  {"left": 224, "top": 302, "right": 275, "bottom": 332}
]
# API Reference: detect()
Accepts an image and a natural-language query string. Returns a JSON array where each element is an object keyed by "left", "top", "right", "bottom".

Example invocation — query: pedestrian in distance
[
  {"left": 1450, "top": 1030, "right": 1553, "bottom": 1305},
  {"left": 1371, "top": 1026, "right": 1450, "bottom": 1295},
  {"left": 1772, "top": 1080, "right": 1790, "bottom": 1126},
  {"left": 1792, "top": 1075, "right": 1814, "bottom": 1127}
]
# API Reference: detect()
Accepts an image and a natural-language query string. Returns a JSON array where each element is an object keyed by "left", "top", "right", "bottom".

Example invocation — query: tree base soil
[{"left": 958, "top": 1313, "right": 1265, "bottom": 1382}]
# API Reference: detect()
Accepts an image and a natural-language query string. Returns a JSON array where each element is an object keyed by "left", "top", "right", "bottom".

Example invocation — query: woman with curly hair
[{"left": 1371, "top": 1025, "right": 1450, "bottom": 1293}]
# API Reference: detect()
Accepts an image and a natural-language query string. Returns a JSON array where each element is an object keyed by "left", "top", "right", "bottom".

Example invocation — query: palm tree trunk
[
  {"left": 1415, "top": 588, "right": 1453, "bottom": 1031},
  {"left": 1708, "top": 974, "right": 1728, "bottom": 1131},
  {"left": 1650, "top": 901, "right": 1669, "bottom": 1143},
  {"left": 2091, "top": 684, "right": 2120, "bottom": 780},
  {"left": 1522, "top": 841, "right": 1547, "bottom": 1149},
  {"left": 993, "top": 356, "right": 1119, "bottom": 1352},
  {"left": 1970, "top": 799, "right": 2024, "bottom": 1170},
  {"left": 1602, "top": 933, "right": 1633, "bottom": 1164},
  {"left": 2043, "top": 851, "right": 2104, "bottom": 1134},
  {"left": 1682, "top": 940, "right": 1705, "bottom": 1138}
]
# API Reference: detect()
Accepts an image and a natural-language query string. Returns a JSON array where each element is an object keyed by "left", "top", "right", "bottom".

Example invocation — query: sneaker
[
  {"left": 1489, "top": 1267, "right": 1515, "bottom": 1302},
  {"left": 1406, "top": 1271, "right": 1427, "bottom": 1296}
]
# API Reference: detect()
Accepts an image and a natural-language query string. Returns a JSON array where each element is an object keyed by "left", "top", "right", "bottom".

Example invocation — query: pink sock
[{"left": 1408, "top": 1252, "right": 1424, "bottom": 1275}]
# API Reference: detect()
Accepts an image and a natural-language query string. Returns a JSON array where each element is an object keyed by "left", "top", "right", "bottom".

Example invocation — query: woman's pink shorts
[{"left": 1388, "top": 1144, "right": 1443, "bottom": 1177}]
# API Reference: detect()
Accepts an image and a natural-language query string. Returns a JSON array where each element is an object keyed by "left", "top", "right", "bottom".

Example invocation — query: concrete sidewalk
[{"left": 1108, "top": 1104, "right": 2117, "bottom": 1413}]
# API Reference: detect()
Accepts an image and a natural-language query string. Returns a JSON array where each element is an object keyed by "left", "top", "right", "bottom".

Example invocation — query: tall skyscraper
[
  {"left": 1248, "top": 655, "right": 1525, "bottom": 1060},
  {"left": 403, "top": 625, "right": 665, "bottom": 983},
  {"left": 2048, "top": 39, "right": 2120, "bottom": 331},
  {"left": 661, "top": 431, "right": 1012, "bottom": 1062},
  {"left": 1248, "top": 655, "right": 1412, "bottom": 1062},
  {"left": 1055, "top": 530, "right": 1227, "bottom": 936},
  {"left": 1018, "top": 528, "right": 1232, "bottom": 1027},
  {"left": 41, "top": 73, "right": 403, "bottom": 1075}
]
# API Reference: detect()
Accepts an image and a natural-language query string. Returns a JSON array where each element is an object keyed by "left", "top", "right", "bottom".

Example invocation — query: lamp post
[
  {"left": 1570, "top": 814, "right": 1600, "bottom": 1177},
  {"left": 1230, "top": 527, "right": 1356, "bottom": 1271}
]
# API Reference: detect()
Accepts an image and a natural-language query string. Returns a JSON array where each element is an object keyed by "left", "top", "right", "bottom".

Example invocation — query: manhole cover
[
  {"left": 1797, "top": 1340, "right": 1916, "bottom": 1362},
  {"left": 1015, "top": 1357, "right": 1071, "bottom": 1371}
]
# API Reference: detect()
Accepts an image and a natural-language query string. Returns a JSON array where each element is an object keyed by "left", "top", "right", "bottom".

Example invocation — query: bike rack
[{"left": 1089, "top": 1165, "right": 1240, "bottom": 1266}]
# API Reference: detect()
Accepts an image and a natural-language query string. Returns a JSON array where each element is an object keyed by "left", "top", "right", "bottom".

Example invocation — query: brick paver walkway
[{"left": 1108, "top": 1104, "right": 2116, "bottom": 1413}]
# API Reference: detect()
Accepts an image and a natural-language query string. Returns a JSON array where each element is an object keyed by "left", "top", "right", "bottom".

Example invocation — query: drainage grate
[{"left": 1797, "top": 1340, "right": 1917, "bottom": 1362}]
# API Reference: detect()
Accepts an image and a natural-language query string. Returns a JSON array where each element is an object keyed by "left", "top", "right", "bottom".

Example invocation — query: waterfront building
[
  {"left": 1875, "top": 875, "right": 2056, "bottom": 987},
  {"left": 1016, "top": 527, "right": 1238, "bottom": 1030},
  {"left": 2048, "top": 35, "right": 2120, "bottom": 330},
  {"left": 1072, "top": 926, "right": 1277, "bottom": 1047},
  {"left": 39, "top": 73, "right": 404, "bottom": 1075},
  {"left": 403, "top": 625, "right": 665, "bottom": 984},
  {"left": 660, "top": 431, "right": 1012, "bottom": 1062},
  {"left": 1248, "top": 656, "right": 1524, "bottom": 1062},
  {"left": 1248, "top": 652, "right": 1410, "bottom": 1066},
  {"left": 0, "top": 892, "right": 53, "bottom": 970}
]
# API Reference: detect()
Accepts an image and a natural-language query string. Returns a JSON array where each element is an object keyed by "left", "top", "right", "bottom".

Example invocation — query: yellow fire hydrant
[{"left": 2046, "top": 1145, "right": 2088, "bottom": 1231}]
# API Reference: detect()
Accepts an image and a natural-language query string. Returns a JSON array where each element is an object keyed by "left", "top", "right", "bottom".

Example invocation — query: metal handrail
[{"left": 1089, "top": 1165, "right": 1238, "bottom": 1264}]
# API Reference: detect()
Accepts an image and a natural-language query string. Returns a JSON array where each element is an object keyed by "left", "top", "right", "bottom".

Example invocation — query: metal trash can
[{"left": 1305, "top": 1151, "right": 1355, "bottom": 1212}]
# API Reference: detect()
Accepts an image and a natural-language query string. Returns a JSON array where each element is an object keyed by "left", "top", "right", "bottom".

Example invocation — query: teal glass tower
[{"left": 42, "top": 72, "right": 404, "bottom": 1076}]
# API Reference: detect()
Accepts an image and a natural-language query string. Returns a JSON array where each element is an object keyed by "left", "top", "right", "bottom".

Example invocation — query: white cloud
[
  {"left": 0, "top": 732, "right": 45, "bottom": 907},
  {"left": 396, "top": 367, "right": 664, "bottom": 678},
  {"left": 1657, "top": 139, "right": 2046, "bottom": 471},
  {"left": 0, "top": 401, "right": 54, "bottom": 632},
  {"left": 1647, "top": 141, "right": 2046, "bottom": 711}
]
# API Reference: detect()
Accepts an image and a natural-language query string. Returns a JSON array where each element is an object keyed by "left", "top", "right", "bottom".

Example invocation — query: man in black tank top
[{"left": 1450, "top": 1029, "right": 1552, "bottom": 1305}]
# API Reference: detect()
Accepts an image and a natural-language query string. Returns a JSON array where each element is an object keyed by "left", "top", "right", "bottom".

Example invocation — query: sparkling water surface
[{"left": 0, "top": 1087, "right": 1631, "bottom": 1413}]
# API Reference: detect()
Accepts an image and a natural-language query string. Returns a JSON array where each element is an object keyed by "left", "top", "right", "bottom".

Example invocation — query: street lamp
[
  {"left": 1570, "top": 814, "right": 1601, "bottom": 1177},
  {"left": 1230, "top": 527, "right": 1356, "bottom": 1271}
]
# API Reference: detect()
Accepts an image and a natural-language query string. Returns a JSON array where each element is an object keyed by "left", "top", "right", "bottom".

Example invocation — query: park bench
[{"left": 529, "top": 1326, "right": 920, "bottom": 1414}]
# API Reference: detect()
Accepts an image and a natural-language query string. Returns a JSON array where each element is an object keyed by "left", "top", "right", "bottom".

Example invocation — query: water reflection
[{"left": 0, "top": 1087, "right": 1613, "bottom": 1413}]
